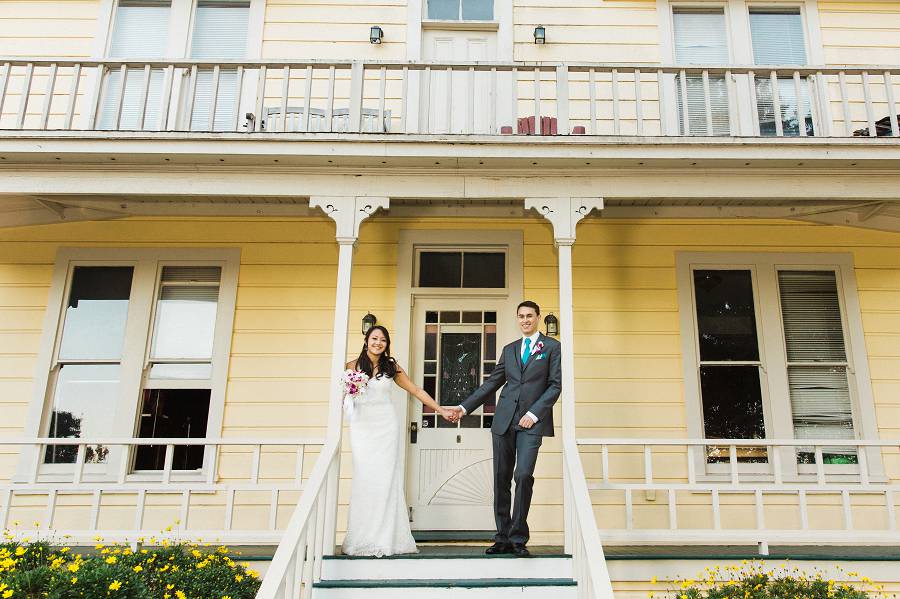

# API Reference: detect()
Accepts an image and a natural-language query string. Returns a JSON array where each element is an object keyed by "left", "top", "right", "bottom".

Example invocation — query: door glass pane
[
  {"left": 150, "top": 266, "right": 221, "bottom": 360},
  {"left": 59, "top": 266, "right": 133, "bottom": 361},
  {"left": 45, "top": 364, "right": 120, "bottom": 464},
  {"left": 428, "top": 0, "right": 460, "bottom": 19},
  {"left": 693, "top": 270, "right": 759, "bottom": 361},
  {"left": 419, "top": 252, "right": 462, "bottom": 287},
  {"left": 462, "top": 252, "right": 505, "bottom": 288},
  {"left": 439, "top": 332, "right": 481, "bottom": 406},
  {"left": 462, "top": 0, "right": 492, "bottom": 20},
  {"left": 135, "top": 388, "right": 210, "bottom": 470}
]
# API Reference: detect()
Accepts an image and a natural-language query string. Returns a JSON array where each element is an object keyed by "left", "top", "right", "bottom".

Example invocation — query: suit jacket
[{"left": 461, "top": 333, "right": 562, "bottom": 437}]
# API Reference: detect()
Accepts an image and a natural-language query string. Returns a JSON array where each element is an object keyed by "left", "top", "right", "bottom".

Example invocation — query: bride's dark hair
[{"left": 355, "top": 325, "right": 398, "bottom": 379}]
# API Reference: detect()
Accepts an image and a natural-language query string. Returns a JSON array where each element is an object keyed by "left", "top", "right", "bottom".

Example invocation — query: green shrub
[
  {"left": 649, "top": 561, "right": 894, "bottom": 599},
  {"left": 0, "top": 528, "right": 261, "bottom": 599}
]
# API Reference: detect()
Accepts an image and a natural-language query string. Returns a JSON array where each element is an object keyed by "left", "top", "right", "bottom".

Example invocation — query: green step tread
[{"left": 313, "top": 578, "right": 577, "bottom": 589}]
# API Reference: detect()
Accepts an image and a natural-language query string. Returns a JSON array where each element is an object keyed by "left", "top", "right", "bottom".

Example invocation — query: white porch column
[
  {"left": 310, "top": 195, "right": 389, "bottom": 553},
  {"left": 525, "top": 196, "right": 603, "bottom": 553}
]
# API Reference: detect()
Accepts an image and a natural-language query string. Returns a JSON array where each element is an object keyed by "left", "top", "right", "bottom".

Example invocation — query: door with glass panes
[{"left": 406, "top": 298, "right": 506, "bottom": 529}]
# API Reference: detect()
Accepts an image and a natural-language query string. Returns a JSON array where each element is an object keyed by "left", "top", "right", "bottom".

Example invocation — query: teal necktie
[{"left": 522, "top": 337, "right": 532, "bottom": 364}]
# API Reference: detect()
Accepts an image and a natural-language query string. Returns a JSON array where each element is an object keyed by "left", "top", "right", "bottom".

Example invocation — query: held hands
[{"left": 441, "top": 406, "right": 463, "bottom": 423}]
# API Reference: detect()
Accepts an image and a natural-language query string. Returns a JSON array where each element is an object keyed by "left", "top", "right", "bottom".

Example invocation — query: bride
[{"left": 342, "top": 325, "right": 454, "bottom": 556}]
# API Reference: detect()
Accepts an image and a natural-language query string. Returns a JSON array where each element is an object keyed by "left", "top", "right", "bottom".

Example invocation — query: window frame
[
  {"left": 422, "top": 0, "right": 497, "bottom": 24},
  {"left": 676, "top": 252, "right": 881, "bottom": 482},
  {"left": 412, "top": 246, "right": 508, "bottom": 293},
  {"left": 20, "top": 248, "right": 239, "bottom": 484}
]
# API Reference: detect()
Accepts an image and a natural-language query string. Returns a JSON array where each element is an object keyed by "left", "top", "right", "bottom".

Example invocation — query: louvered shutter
[
  {"left": 188, "top": 1, "right": 250, "bottom": 131},
  {"left": 778, "top": 271, "right": 856, "bottom": 458},
  {"left": 99, "top": 1, "right": 171, "bottom": 130},
  {"left": 750, "top": 11, "right": 812, "bottom": 136},
  {"left": 673, "top": 10, "right": 731, "bottom": 135}
]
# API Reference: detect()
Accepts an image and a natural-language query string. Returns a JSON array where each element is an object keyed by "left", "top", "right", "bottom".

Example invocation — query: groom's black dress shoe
[
  {"left": 511, "top": 544, "right": 531, "bottom": 558},
  {"left": 485, "top": 542, "right": 514, "bottom": 555}
]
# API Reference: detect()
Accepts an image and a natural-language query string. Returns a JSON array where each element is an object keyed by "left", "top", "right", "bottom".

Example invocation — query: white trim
[
  {"left": 393, "top": 229, "right": 524, "bottom": 482},
  {"left": 20, "top": 247, "right": 239, "bottom": 483},
  {"left": 676, "top": 251, "right": 882, "bottom": 479}
]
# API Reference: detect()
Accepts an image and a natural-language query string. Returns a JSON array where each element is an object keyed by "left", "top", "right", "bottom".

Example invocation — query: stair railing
[
  {"left": 563, "top": 437, "right": 615, "bottom": 599},
  {"left": 255, "top": 438, "right": 339, "bottom": 599}
]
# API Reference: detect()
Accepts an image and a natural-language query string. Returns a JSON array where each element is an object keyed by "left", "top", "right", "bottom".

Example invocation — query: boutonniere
[{"left": 532, "top": 341, "right": 545, "bottom": 359}]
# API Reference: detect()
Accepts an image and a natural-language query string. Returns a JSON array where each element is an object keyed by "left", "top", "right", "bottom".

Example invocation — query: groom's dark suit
[{"left": 461, "top": 333, "right": 561, "bottom": 546}]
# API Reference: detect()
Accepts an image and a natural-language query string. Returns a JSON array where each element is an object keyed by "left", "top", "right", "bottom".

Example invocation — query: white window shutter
[
  {"left": 673, "top": 10, "right": 731, "bottom": 135},
  {"left": 778, "top": 271, "right": 856, "bottom": 455},
  {"left": 188, "top": 1, "right": 250, "bottom": 131},
  {"left": 99, "top": 1, "right": 171, "bottom": 130}
]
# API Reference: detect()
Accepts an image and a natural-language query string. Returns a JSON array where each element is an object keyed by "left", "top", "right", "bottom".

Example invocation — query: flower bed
[
  {"left": 0, "top": 528, "right": 262, "bottom": 599},
  {"left": 650, "top": 562, "right": 893, "bottom": 599}
]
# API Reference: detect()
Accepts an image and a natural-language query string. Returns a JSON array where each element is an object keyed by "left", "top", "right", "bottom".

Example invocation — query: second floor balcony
[{"left": 0, "top": 58, "right": 898, "bottom": 143}]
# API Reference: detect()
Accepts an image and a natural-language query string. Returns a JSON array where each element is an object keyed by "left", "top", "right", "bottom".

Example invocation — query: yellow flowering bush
[
  {"left": 650, "top": 561, "right": 894, "bottom": 599},
  {"left": 0, "top": 529, "right": 261, "bottom": 599}
]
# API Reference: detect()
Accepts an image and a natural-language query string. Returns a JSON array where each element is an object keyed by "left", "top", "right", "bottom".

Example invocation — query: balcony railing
[
  {"left": 578, "top": 438, "right": 900, "bottom": 551},
  {"left": 0, "top": 58, "right": 899, "bottom": 139}
]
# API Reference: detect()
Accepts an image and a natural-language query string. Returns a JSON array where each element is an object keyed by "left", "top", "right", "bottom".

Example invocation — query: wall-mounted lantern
[
  {"left": 544, "top": 312, "right": 559, "bottom": 336},
  {"left": 533, "top": 25, "right": 546, "bottom": 44},
  {"left": 362, "top": 312, "right": 378, "bottom": 335},
  {"left": 370, "top": 25, "right": 384, "bottom": 44}
]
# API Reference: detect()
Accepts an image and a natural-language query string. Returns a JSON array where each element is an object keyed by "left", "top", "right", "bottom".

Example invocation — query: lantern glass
[
  {"left": 362, "top": 312, "right": 377, "bottom": 335},
  {"left": 533, "top": 26, "right": 546, "bottom": 44},
  {"left": 544, "top": 313, "right": 558, "bottom": 336},
  {"left": 370, "top": 25, "right": 383, "bottom": 44}
]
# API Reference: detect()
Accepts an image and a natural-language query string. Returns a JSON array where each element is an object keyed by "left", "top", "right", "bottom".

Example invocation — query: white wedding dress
[{"left": 342, "top": 374, "right": 418, "bottom": 556}]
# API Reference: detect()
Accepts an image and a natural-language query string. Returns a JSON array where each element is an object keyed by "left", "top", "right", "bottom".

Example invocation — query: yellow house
[{"left": 1, "top": 1, "right": 899, "bottom": 597}]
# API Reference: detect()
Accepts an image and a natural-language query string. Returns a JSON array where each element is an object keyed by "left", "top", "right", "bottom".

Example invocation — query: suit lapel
[{"left": 512, "top": 338, "right": 523, "bottom": 371}]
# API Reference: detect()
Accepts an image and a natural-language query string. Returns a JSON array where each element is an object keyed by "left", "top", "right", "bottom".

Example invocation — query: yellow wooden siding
[
  {"left": 1, "top": 216, "right": 900, "bottom": 541},
  {"left": 263, "top": 0, "right": 407, "bottom": 60},
  {"left": 0, "top": 1, "right": 99, "bottom": 58},
  {"left": 513, "top": 0, "right": 659, "bottom": 63},
  {"left": 819, "top": 1, "right": 900, "bottom": 66}
]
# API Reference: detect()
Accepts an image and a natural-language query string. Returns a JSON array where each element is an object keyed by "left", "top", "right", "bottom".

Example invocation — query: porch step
[
  {"left": 317, "top": 545, "right": 575, "bottom": 597},
  {"left": 312, "top": 578, "right": 577, "bottom": 598}
]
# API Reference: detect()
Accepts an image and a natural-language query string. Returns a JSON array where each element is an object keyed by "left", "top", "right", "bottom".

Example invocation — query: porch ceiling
[{"left": 3, "top": 194, "right": 900, "bottom": 233}]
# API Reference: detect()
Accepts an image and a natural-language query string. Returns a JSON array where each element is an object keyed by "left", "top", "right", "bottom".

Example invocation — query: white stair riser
[
  {"left": 314, "top": 585, "right": 578, "bottom": 599},
  {"left": 322, "top": 558, "right": 572, "bottom": 580}
]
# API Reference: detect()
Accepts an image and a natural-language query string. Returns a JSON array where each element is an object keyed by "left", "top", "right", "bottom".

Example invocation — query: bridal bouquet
[{"left": 341, "top": 369, "right": 370, "bottom": 419}]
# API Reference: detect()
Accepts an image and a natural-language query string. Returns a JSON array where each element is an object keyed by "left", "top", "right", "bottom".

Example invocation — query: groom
[{"left": 448, "top": 301, "right": 561, "bottom": 557}]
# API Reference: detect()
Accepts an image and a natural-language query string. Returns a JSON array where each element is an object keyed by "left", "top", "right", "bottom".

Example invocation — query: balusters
[
  {"left": 770, "top": 70, "right": 783, "bottom": 136},
  {"left": 232, "top": 66, "right": 243, "bottom": 132},
  {"left": 557, "top": 65, "right": 570, "bottom": 134},
  {"left": 862, "top": 70, "right": 876, "bottom": 136},
  {"left": 185, "top": 64, "right": 198, "bottom": 130},
  {"left": 793, "top": 71, "right": 806, "bottom": 137},
  {"left": 838, "top": 71, "right": 852, "bottom": 136},
  {"left": 445, "top": 66, "right": 452, "bottom": 133},
  {"left": 160, "top": 64, "right": 174, "bottom": 131},
  {"left": 62, "top": 64, "right": 81, "bottom": 130},
  {"left": 422, "top": 66, "right": 431, "bottom": 134},
  {"left": 255, "top": 65, "right": 267, "bottom": 131},
  {"left": 885, "top": 71, "right": 899, "bottom": 137},
  {"left": 726, "top": 69, "right": 737, "bottom": 136},
  {"left": 303, "top": 65, "right": 313, "bottom": 132},
  {"left": 533, "top": 67, "right": 541, "bottom": 130},
  {"left": 489, "top": 67, "right": 497, "bottom": 134},
  {"left": 39, "top": 63, "right": 57, "bottom": 130},
  {"left": 207, "top": 64, "right": 221, "bottom": 131},
  {"left": 678, "top": 69, "right": 689, "bottom": 135},
  {"left": 466, "top": 66, "right": 475, "bottom": 134},
  {"left": 702, "top": 69, "right": 713, "bottom": 135},
  {"left": 634, "top": 68, "right": 643, "bottom": 135},
  {"left": 510, "top": 67, "right": 518, "bottom": 132},
  {"left": 379, "top": 66, "right": 388, "bottom": 134},
  {"left": 748, "top": 70, "right": 760, "bottom": 135},
  {"left": 611, "top": 68, "right": 620, "bottom": 134},
  {"left": 588, "top": 68, "right": 597, "bottom": 134},
  {"left": 0, "top": 62, "right": 10, "bottom": 118},
  {"left": 279, "top": 65, "right": 290, "bottom": 133},
  {"left": 15, "top": 62, "right": 34, "bottom": 129}
]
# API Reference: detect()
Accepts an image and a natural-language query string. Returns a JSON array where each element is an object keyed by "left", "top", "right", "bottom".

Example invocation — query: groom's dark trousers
[{"left": 461, "top": 333, "right": 562, "bottom": 546}]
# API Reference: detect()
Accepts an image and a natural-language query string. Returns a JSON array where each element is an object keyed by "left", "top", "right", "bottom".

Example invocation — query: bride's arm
[{"left": 393, "top": 365, "right": 451, "bottom": 418}]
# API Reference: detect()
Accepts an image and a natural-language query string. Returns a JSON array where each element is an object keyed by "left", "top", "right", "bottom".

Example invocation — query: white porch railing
[
  {"left": 254, "top": 439, "right": 338, "bottom": 599},
  {"left": 578, "top": 438, "right": 900, "bottom": 551},
  {"left": 0, "top": 437, "right": 324, "bottom": 544},
  {"left": 564, "top": 437, "right": 616, "bottom": 599},
  {"left": 0, "top": 58, "right": 898, "bottom": 138}
]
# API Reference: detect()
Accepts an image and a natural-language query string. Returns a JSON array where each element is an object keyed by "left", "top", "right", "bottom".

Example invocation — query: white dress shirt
[{"left": 459, "top": 333, "right": 541, "bottom": 424}]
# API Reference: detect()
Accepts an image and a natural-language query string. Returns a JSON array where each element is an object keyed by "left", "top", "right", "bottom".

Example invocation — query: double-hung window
[
  {"left": 187, "top": 0, "right": 250, "bottom": 131},
  {"left": 679, "top": 253, "right": 876, "bottom": 477},
  {"left": 34, "top": 249, "right": 238, "bottom": 479},
  {"left": 672, "top": 9, "right": 732, "bottom": 135},
  {"left": 98, "top": 0, "right": 171, "bottom": 130},
  {"left": 749, "top": 9, "right": 814, "bottom": 136}
]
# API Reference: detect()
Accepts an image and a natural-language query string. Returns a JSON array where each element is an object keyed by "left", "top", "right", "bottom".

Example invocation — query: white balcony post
[
  {"left": 309, "top": 195, "right": 389, "bottom": 554},
  {"left": 525, "top": 197, "right": 603, "bottom": 554}
]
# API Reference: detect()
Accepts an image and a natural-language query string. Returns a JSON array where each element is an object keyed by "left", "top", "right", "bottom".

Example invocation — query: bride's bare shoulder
[{"left": 345, "top": 360, "right": 358, "bottom": 370}]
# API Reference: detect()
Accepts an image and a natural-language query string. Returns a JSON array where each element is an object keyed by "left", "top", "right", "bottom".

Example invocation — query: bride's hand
[{"left": 438, "top": 407, "right": 454, "bottom": 422}]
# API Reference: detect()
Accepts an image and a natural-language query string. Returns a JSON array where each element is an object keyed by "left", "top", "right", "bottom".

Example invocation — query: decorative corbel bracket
[
  {"left": 309, "top": 196, "right": 390, "bottom": 244},
  {"left": 525, "top": 197, "right": 604, "bottom": 246}
]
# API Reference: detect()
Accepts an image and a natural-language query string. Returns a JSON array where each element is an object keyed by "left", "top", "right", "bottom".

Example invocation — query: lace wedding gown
[{"left": 342, "top": 374, "right": 418, "bottom": 556}]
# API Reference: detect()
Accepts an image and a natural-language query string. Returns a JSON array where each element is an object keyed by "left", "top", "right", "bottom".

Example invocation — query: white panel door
[
  {"left": 405, "top": 298, "right": 506, "bottom": 530},
  {"left": 422, "top": 30, "right": 497, "bottom": 134}
]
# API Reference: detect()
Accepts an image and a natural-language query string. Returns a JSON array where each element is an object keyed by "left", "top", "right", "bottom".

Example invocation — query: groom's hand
[
  {"left": 445, "top": 406, "right": 463, "bottom": 423},
  {"left": 518, "top": 415, "right": 535, "bottom": 429}
]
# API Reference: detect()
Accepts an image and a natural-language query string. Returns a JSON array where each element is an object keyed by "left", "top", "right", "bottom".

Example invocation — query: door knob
[{"left": 409, "top": 422, "right": 418, "bottom": 444}]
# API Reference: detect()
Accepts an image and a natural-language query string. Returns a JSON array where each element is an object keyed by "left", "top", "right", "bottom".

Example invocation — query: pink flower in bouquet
[{"left": 341, "top": 370, "right": 370, "bottom": 418}]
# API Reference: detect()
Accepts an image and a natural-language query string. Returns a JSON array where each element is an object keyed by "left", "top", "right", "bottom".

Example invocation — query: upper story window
[
  {"left": 426, "top": 0, "right": 493, "bottom": 21},
  {"left": 672, "top": 9, "right": 731, "bottom": 135},
  {"left": 416, "top": 250, "right": 505, "bottom": 288},
  {"left": 37, "top": 249, "right": 238, "bottom": 479},
  {"left": 749, "top": 9, "right": 813, "bottom": 136}
]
